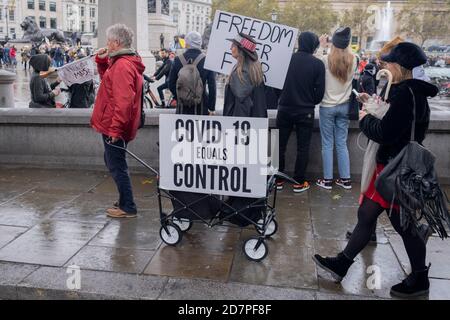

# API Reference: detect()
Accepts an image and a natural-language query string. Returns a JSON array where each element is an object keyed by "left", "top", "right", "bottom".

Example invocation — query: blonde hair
[
  {"left": 388, "top": 63, "right": 413, "bottom": 83},
  {"left": 328, "top": 45, "right": 354, "bottom": 84},
  {"left": 234, "top": 46, "right": 264, "bottom": 86}
]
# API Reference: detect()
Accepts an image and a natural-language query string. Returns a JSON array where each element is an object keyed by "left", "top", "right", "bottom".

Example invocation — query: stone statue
[
  {"left": 160, "top": 33, "right": 165, "bottom": 49},
  {"left": 20, "top": 17, "right": 66, "bottom": 44},
  {"left": 202, "top": 23, "right": 212, "bottom": 50}
]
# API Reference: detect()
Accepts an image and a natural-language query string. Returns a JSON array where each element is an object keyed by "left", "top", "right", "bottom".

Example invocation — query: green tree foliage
[
  {"left": 399, "top": 0, "right": 450, "bottom": 46},
  {"left": 339, "top": 2, "right": 377, "bottom": 50},
  {"left": 279, "top": 0, "right": 338, "bottom": 35},
  {"left": 211, "top": 0, "right": 280, "bottom": 21}
]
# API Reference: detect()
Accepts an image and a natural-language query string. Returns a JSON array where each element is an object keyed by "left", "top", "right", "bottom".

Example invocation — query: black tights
[{"left": 344, "top": 197, "right": 426, "bottom": 272}]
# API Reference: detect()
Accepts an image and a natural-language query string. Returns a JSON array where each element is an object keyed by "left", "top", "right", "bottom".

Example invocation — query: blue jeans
[
  {"left": 102, "top": 135, "right": 137, "bottom": 214},
  {"left": 319, "top": 103, "right": 351, "bottom": 180}
]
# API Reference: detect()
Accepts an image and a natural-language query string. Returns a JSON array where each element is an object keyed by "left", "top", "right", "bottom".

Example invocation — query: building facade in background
[
  {"left": 0, "top": 0, "right": 98, "bottom": 42},
  {"left": 170, "top": 0, "right": 212, "bottom": 36},
  {"left": 62, "top": 0, "right": 97, "bottom": 35}
]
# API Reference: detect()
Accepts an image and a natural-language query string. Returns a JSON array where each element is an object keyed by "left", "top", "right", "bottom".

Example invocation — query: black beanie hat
[
  {"left": 381, "top": 42, "right": 428, "bottom": 70},
  {"left": 332, "top": 27, "right": 351, "bottom": 49}
]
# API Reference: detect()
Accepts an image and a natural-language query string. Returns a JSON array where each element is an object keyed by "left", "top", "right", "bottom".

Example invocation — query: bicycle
[{"left": 143, "top": 74, "right": 160, "bottom": 109}]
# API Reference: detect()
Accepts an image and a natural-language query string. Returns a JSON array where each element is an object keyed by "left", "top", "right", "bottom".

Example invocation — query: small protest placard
[
  {"left": 204, "top": 10, "right": 298, "bottom": 89},
  {"left": 159, "top": 114, "right": 269, "bottom": 198},
  {"left": 57, "top": 56, "right": 96, "bottom": 86}
]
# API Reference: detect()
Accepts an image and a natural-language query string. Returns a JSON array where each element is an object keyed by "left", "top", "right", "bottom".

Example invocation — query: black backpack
[{"left": 375, "top": 87, "right": 450, "bottom": 239}]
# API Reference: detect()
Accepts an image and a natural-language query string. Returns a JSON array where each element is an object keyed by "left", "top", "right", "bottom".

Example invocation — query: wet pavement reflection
[{"left": 0, "top": 167, "right": 449, "bottom": 299}]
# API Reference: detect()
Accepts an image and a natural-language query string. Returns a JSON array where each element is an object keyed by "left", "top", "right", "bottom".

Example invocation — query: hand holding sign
[{"left": 204, "top": 11, "right": 298, "bottom": 89}]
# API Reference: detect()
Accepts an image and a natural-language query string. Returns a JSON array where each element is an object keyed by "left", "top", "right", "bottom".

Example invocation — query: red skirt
[{"left": 360, "top": 164, "right": 400, "bottom": 210}]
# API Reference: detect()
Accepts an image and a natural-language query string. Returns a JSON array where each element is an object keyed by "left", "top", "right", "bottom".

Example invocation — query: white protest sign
[
  {"left": 204, "top": 10, "right": 298, "bottom": 90},
  {"left": 159, "top": 114, "right": 269, "bottom": 198},
  {"left": 57, "top": 56, "right": 96, "bottom": 86}
]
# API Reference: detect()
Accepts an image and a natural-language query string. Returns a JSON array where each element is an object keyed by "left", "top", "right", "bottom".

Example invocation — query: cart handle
[{"left": 105, "top": 138, "right": 159, "bottom": 177}]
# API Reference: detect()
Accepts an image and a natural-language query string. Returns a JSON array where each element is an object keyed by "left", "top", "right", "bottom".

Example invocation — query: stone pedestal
[
  {"left": 148, "top": 0, "right": 177, "bottom": 51},
  {"left": 98, "top": 0, "right": 155, "bottom": 73},
  {"left": 148, "top": 15, "right": 177, "bottom": 51},
  {"left": 0, "top": 70, "right": 16, "bottom": 108}
]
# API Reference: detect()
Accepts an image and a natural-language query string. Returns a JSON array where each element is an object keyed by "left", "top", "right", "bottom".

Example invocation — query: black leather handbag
[
  {"left": 375, "top": 87, "right": 450, "bottom": 238},
  {"left": 348, "top": 56, "right": 361, "bottom": 121}
]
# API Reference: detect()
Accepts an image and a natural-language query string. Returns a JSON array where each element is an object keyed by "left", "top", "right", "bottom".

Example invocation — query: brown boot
[{"left": 106, "top": 208, "right": 137, "bottom": 219}]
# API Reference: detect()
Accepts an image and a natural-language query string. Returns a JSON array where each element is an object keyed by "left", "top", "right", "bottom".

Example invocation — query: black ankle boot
[
  {"left": 390, "top": 264, "right": 431, "bottom": 298},
  {"left": 313, "top": 252, "right": 354, "bottom": 282}
]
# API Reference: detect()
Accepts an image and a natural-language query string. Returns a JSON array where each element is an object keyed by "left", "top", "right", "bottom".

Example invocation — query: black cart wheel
[
  {"left": 243, "top": 238, "right": 268, "bottom": 262},
  {"left": 172, "top": 218, "right": 193, "bottom": 232},
  {"left": 256, "top": 218, "right": 278, "bottom": 237},
  {"left": 160, "top": 223, "right": 182, "bottom": 246}
]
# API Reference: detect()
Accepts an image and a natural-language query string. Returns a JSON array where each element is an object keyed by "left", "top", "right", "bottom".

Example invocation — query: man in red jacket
[{"left": 91, "top": 23, "right": 145, "bottom": 219}]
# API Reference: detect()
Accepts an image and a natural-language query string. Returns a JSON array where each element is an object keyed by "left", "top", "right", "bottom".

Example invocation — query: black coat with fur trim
[{"left": 360, "top": 79, "right": 438, "bottom": 165}]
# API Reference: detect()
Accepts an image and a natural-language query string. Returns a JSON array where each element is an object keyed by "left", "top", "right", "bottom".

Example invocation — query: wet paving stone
[
  {"left": 18, "top": 266, "right": 167, "bottom": 300},
  {"left": 145, "top": 246, "right": 235, "bottom": 282},
  {"left": 429, "top": 279, "right": 450, "bottom": 300},
  {"left": 388, "top": 233, "right": 450, "bottom": 279},
  {"left": 315, "top": 292, "right": 385, "bottom": 300},
  {"left": 145, "top": 229, "right": 241, "bottom": 282},
  {"left": 309, "top": 186, "right": 360, "bottom": 207},
  {"left": 229, "top": 219, "right": 317, "bottom": 290},
  {"left": 89, "top": 213, "right": 162, "bottom": 250},
  {"left": 91, "top": 175, "right": 158, "bottom": 197},
  {"left": 65, "top": 245, "right": 155, "bottom": 274},
  {"left": 159, "top": 278, "right": 316, "bottom": 300},
  {"left": 314, "top": 239, "right": 405, "bottom": 299},
  {"left": 0, "top": 225, "right": 28, "bottom": 249},
  {"left": 0, "top": 190, "right": 79, "bottom": 227},
  {"left": 0, "top": 220, "right": 104, "bottom": 266},
  {"left": 52, "top": 193, "right": 121, "bottom": 224},
  {"left": 0, "top": 262, "right": 40, "bottom": 300},
  {"left": 0, "top": 183, "right": 36, "bottom": 205},
  {"left": 32, "top": 170, "right": 107, "bottom": 193}
]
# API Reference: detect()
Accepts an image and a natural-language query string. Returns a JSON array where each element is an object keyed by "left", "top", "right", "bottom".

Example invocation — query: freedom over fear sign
[
  {"left": 204, "top": 10, "right": 298, "bottom": 89},
  {"left": 159, "top": 114, "right": 269, "bottom": 198}
]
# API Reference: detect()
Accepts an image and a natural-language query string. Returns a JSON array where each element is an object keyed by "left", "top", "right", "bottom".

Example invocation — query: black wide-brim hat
[
  {"left": 381, "top": 42, "right": 428, "bottom": 70},
  {"left": 227, "top": 32, "right": 259, "bottom": 61}
]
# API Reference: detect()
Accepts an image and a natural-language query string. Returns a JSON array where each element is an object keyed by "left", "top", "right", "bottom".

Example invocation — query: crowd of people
[{"left": 22, "top": 22, "right": 446, "bottom": 299}]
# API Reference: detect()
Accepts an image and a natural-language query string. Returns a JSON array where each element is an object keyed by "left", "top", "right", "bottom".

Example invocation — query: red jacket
[{"left": 91, "top": 52, "right": 145, "bottom": 142}]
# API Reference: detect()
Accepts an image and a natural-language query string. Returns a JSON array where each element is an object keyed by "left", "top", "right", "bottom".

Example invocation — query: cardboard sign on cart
[
  {"left": 159, "top": 114, "right": 269, "bottom": 198},
  {"left": 204, "top": 10, "right": 298, "bottom": 89}
]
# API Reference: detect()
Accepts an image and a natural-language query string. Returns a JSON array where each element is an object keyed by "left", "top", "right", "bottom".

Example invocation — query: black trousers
[
  {"left": 344, "top": 197, "right": 426, "bottom": 272},
  {"left": 276, "top": 109, "right": 314, "bottom": 183},
  {"left": 157, "top": 82, "right": 169, "bottom": 103}
]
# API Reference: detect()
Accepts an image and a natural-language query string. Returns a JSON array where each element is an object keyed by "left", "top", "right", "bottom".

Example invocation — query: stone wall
[{"left": 0, "top": 108, "right": 449, "bottom": 183}]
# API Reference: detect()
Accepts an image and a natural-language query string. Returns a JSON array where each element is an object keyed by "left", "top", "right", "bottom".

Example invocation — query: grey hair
[{"left": 106, "top": 24, "right": 134, "bottom": 48}]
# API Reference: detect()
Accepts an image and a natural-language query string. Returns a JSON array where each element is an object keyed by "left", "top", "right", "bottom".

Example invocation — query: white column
[{"left": 98, "top": 0, "right": 155, "bottom": 73}]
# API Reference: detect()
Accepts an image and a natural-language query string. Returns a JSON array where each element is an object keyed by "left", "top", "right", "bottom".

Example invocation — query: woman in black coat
[
  {"left": 223, "top": 33, "right": 267, "bottom": 118},
  {"left": 313, "top": 43, "right": 439, "bottom": 298},
  {"left": 29, "top": 54, "right": 61, "bottom": 108}
]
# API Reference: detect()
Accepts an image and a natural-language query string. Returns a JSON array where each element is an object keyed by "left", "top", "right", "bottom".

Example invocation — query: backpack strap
[
  {"left": 179, "top": 54, "right": 188, "bottom": 67},
  {"left": 192, "top": 53, "right": 206, "bottom": 67}
]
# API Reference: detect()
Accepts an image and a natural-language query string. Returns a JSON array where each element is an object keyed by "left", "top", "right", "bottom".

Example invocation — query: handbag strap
[{"left": 407, "top": 86, "right": 416, "bottom": 142}]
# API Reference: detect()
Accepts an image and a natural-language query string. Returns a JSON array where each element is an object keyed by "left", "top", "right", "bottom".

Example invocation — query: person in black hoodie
[
  {"left": 358, "top": 63, "right": 377, "bottom": 95},
  {"left": 313, "top": 43, "right": 439, "bottom": 298},
  {"left": 276, "top": 31, "right": 325, "bottom": 193},
  {"left": 29, "top": 54, "right": 61, "bottom": 108}
]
